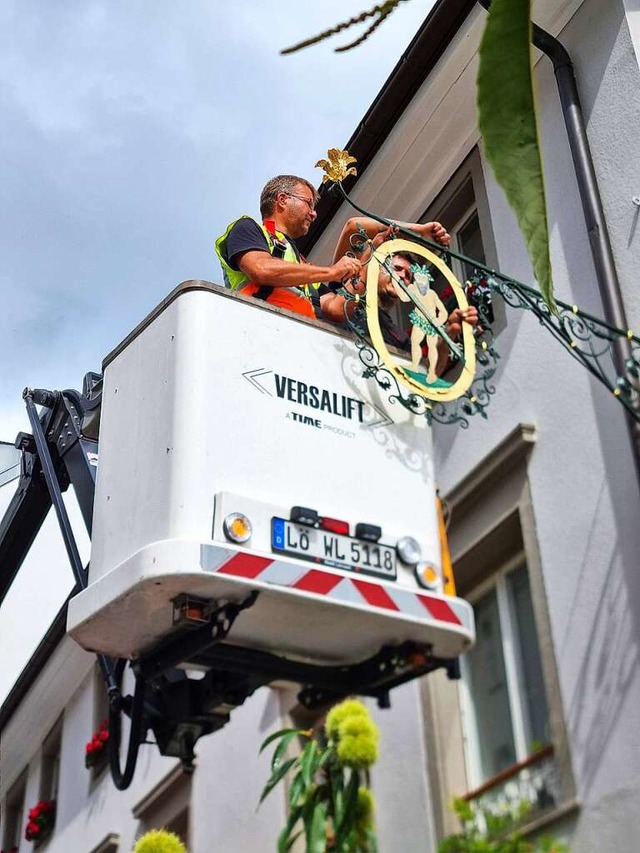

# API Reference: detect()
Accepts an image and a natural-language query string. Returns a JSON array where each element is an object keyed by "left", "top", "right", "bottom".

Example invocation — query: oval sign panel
[{"left": 365, "top": 238, "right": 476, "bottom": 403}]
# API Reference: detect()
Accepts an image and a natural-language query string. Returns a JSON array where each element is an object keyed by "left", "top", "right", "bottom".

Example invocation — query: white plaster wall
[
  {"left": 190, "top": 688, "right": 285, "bottom": 853},
  {"left": 371, "top": 682, "right": 436, "bottom": 853}
]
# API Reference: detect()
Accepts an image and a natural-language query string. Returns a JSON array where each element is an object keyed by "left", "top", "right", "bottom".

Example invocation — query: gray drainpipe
[{"left": 477, "top": 0, "right": 640, "bottom": 478}]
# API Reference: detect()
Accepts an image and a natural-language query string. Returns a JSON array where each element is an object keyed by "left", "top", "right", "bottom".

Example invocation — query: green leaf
[
  {"left": 301, "top": 739, "right": 320, "bottom": 786},
  {"left": 288, "top": 770, "right": 307, "bottom": 808},
  {"left": 277, "top": 805, "right": 304, "bottom": 853},
  {"left": 335, "top": 770, "right": 360, "bottom": 847},
  {"left": 259, "top": 757, "right": 297, "bottom": 804},
  {"left": 477, "top": 0, "right": 556, "bottom": 313},
  {"left": 259, "top": 727, "right": 304, "bottom": 754},
  {"left": 272, "top": 730, "right": 300, "bottom": 772},
  {"left": 306, "top": 799, "right": 329, "bottom": 853}
]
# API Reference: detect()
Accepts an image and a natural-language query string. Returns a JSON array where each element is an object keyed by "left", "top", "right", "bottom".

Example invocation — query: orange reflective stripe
[{"left": 240, "top": 284, "right": 316, "bottom": 319}]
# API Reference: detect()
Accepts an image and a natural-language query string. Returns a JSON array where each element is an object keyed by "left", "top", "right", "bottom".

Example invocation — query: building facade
[{"left": 307, "top": 0, "right": 640, "bottom": 848}]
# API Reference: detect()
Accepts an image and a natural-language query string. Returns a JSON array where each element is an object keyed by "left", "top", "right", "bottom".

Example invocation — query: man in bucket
[{"left": 215, "top": 174, "right": 362, "bottom": 319}]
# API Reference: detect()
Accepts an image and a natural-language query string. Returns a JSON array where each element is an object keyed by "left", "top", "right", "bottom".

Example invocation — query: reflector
[
  {"left": 320, "top": 516, "right": 350, "bottom": 536},
  {"left": 223, "top": 512, "right": 252, "bottom": 543}
]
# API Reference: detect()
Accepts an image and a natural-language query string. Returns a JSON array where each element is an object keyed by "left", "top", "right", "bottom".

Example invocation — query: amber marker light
[
  {"left": 223, "top": 512, "right": 252, "bottom": 544},
  {"left": 415, "top": 561, "right": 440, "bottom": 590}
]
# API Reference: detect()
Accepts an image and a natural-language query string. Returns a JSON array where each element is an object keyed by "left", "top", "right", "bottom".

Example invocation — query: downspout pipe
[{"left": 477, "top": 1, "right": 640, "bottom": 476}]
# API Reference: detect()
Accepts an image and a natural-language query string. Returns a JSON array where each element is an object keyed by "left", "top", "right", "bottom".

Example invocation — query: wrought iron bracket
[{"left": 329, "top": 181, "right": 640, "bottom": 427}]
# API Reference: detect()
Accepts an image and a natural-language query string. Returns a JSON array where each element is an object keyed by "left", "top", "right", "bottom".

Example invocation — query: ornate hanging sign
[
  {"left": 314, "top": 147, "right": 640, "bottom": 427},
  {"left": 365, "top": 238, "right": 476, "bottom": 402}
]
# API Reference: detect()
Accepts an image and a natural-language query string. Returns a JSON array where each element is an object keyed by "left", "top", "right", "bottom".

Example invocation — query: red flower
[
  {"left": 24, "top": 800, "right": 55, "bottom": 841},
  {"left": 85, "top": 721, "right": 109, "bottom": 768}
]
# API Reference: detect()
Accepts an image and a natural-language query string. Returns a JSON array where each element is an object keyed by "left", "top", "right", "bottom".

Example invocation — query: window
[
  {"left": 460, "top": 560, "right": 550, "bottom": 788},
  {"left": 133, "top": 766, "right": 191, "bottom": 849},
  {"left": 0, "top": 441, "right": 20, "bottom": 488},
  {"left": 390, "top": 149, "right": 502, "bottom": 336},
  {"left": 90, "top": 664, "right": 110, "bottom": 779},
  {"left": 2, "top": 772, "right": 26, "bottom": 852},
  {"left": 420, "top": 425, "right": 575, "bottom": 839},
  {"left": 40, "top": 719, "right": 63, "bottom": 805}
]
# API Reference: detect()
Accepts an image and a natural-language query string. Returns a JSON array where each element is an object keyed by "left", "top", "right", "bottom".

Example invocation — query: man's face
[
  {"left": 279, "top": 182, "right": 317, "bottom": 238},
  {"left": 378, "top": 256, "right": 412, "bottom": 305}
]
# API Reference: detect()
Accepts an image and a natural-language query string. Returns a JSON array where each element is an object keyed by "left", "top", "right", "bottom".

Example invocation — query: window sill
[
  {"left": 518, "top": 797, "right": 580, "bottom": 838},
  {"left": 464, "top": 744, "right": 554, "bottom": 802}
]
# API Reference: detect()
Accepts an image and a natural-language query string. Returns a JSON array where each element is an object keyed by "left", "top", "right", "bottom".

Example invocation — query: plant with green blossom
[
  {"left": 438, "top": 798, "right": 568, "bottom": 853},
  {"left": 133, "top": 829, "right": 187, "bottom": 853},
  {"left": 259, "top": 698, "right": 379, "bottom": 852}
]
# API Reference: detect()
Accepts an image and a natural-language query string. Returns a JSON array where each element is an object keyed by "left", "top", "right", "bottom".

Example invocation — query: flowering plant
[
  {"left": 24, "top": 799, "right": 55, "bottom": 843},
  {"left": 133, "top": 829, "right": 187, "bottom": 853},
  {"left": 259, "top": 698, "right": 379, "bottom": 852},
  {"left": 85, "top": 718, "right": 109, "bottom": 769}
]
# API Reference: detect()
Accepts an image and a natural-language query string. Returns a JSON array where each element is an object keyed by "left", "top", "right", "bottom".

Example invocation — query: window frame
[
  {"left": 1, "top": 772, "right": 27, "bottom": 852},
  {"left": 420, "top": 424, "right": 576, "bottom": 840},
  {"left": 40, "top": 717, "right": 63, "bottom": 805},
  {"left": 416, "top": 147, "right": 506, "bottom": 335},
  {"left": 458, "top": 553, "right": 550, "bottom": 791}
]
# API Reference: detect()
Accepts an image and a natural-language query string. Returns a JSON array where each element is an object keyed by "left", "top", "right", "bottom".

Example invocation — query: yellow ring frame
[{"left": 365, "top": 238, "right": 476, "bottom": 403}]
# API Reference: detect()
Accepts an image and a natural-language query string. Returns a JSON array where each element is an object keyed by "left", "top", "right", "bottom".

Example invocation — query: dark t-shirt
[
  {"left": 223, "top": 218, "right": 269, "bottom": 270},
  {"left": 223, "top": 218, "right": 300, "bottom": 270},
  {"left": 318, "top": 283, "right": 409, "bottom": 351}
]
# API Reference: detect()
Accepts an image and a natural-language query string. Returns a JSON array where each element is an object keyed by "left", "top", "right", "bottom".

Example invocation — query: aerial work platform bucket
[{"left": 67, "top": 282, "right": 474, "bottom": 667}]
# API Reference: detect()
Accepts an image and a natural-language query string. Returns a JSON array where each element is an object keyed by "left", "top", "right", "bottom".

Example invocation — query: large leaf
[{"left": 477, "top": 0, "right": 556, "bottom": 313}]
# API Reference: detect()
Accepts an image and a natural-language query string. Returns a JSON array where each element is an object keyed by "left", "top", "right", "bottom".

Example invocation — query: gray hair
[{"left": 260, "top": 175, "right": 318, "bottom": 218}]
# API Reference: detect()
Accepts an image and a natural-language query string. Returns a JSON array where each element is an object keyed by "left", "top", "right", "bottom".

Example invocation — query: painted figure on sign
[{"left": 394, "top": 264, "right": 449, "bottom": 385}]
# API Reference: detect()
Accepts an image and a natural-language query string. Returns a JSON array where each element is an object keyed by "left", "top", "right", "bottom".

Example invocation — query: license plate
[{"left": 272, "top": 518, "right": 397, "bottom": 580}]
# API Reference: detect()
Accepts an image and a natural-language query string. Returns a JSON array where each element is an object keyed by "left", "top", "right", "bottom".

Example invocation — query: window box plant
[
  {"left": 85, "top": 719, "right": 109, "bottom": 769},
  {"left": 24, "top": 799, "right": 55, "bottom": 844}
]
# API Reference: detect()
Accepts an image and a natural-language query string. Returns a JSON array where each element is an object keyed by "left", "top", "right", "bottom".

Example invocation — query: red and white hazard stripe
[{"left": 209, "top": 549, "right": 471, "bottom": 630}]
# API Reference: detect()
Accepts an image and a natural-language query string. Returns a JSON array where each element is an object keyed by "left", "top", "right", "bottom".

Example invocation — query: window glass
[
  {"left": 0, "top": 442, "right": 20, "bottom": 488},
  {"left": 507, "top": 565, "right": 550, "bottom": 750},
  {"left": 458, "top": 211, "right": 486, "bottom": 281},
  {"left": 465, "top": 588, "right": 516, "bottom": 779},
  {"left": 2, "top": 773, "right": 26, "bottom": 851},
  {"left": 461, "top": 564, "right": 551, "bottom": 789}
]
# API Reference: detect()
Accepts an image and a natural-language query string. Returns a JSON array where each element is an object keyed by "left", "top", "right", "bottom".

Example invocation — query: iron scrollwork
[{"left": 321, "top": 173, "right": 640, "bottom": 427}]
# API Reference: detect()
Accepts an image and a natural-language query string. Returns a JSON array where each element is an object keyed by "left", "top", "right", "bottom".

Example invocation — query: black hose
[{"left": 108, "top": 660, "right": 147, "bottom": 791}]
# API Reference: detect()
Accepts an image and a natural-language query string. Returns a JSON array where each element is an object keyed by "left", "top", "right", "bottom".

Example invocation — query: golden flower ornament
[{"left": 315, "top": 148, "right": 358, "bottom": 183}]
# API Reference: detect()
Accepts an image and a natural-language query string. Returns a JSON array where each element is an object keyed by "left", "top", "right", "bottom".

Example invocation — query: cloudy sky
[{"left": 0, "top": 0, "right": 435, "bottom": 440}]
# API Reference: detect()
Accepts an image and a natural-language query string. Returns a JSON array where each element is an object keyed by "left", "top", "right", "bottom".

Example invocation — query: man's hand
[
  {"left": 330, "top": 255, "right": 362, "bottom": 283},
  {"left": 416, "top": 221, "right": 451, "bottom": 247},
  {"left": 446, "top": 306, "right": 479, "bottom": 339},
  {"left": 371, "top": 224, "right": 398, "bottom": 249}
]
